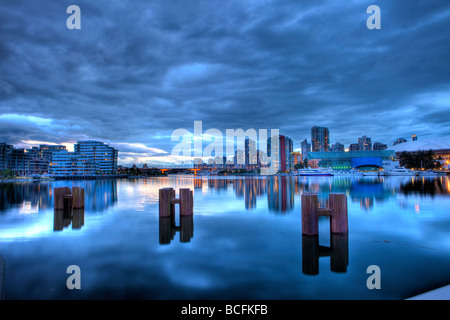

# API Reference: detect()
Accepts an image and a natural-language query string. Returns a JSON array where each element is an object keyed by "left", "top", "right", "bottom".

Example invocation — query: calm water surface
[{"left": 0, "top": 175, "right": 449, "bottom": 299}]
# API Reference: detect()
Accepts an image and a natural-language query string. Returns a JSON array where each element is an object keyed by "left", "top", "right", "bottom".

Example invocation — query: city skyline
[{"left": 1, "top": 1, "right": 450, "bottom": 167}]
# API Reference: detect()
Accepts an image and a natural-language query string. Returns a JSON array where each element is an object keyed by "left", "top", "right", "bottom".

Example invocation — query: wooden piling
[
  {"left": 301, "top": 193, "right": 319, "bottom": 235},
  {"left": 159, "top": 188, "right": 173, "bottom": 218},
  {"left": 63, "top": 194, "right": 73, "bottom": 217},
  {"left": 72, "top": 187, "right": 85, "bottom": 209},
  {"left": 329, "top": 193, "right": 348, "bottom": 234},
  {"left": 180, "top": 188, "right": 193, "bottom": 216},
  {"left": 54, "top": 187, "right": 71, "bottom": 210}
]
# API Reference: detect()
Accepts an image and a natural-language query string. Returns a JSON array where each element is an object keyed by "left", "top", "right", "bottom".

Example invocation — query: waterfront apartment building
[
  {"left": 74, "top": 141, "right": 118, "bottom": 174},
  {"left": 0, "top": 142, "right": 14, "bottom": 173},
  {"left": 311, "top": 126, "right": 330, "bottom": 152},
  {"left": 50, "top": 141, "right": 118, "bottom": 176}
]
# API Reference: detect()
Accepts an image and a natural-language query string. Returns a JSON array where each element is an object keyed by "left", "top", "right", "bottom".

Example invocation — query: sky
[{"left": 0, "top": 0, "right": 449, "bottom": 166}]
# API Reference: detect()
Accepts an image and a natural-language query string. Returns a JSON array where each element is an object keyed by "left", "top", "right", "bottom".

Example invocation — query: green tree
[{"left": 294, "top": 163, "right": 304, "bottom": 170}]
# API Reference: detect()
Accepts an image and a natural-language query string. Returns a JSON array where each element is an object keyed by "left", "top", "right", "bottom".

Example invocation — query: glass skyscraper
[{"left": 311, "top": 126, "right": 330, "bottom": 152}]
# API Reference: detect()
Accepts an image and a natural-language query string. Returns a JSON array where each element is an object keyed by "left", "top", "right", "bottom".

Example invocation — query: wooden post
[
  {"left": 159, "top": 188, "right": 173, "bottom": 218},
  {"left": 63, "top": 194, "right": 73, "bottom": 217},
  {"left": 72, "top": 187, "right": 85, "bottom": 209},
  {"left": 301, "top": 193, "right": 319, "bottom": 236},
  {"left": 54, "top": 187, "right": 71, "bottom": 210},
  {"left": 329, "top": 193, "right": 348, "bottom": 234},
  {"left": 180, "top": 188, "right": 192, "bottom": 216}
]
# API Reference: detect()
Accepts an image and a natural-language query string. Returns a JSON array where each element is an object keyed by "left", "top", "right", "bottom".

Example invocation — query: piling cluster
[
  {"left": 53, "top": 186, "right": 85, "bottom": 231},
  {"left": 159, "top": 188, "right": 194, "bottom": 244},
  {"left": 301, "top": 193, "right": 349, "bottom": 275}
]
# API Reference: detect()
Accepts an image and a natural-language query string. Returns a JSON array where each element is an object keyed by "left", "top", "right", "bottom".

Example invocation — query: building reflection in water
[
  {"left": 302, "top": 233, "right": 349, "bottom": 275},
  {"left": 159, "top": 213, "right": 194, "bottom": 245},
  {"left": 267, "top": 176, "right": 294, "bottom": 213},
  {"left": 0, "top": 180, "right": 118, "bottom": 213}
]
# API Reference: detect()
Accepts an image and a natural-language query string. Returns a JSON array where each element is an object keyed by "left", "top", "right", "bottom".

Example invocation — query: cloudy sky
[{"left": 1, "top": 0, "right": 449, "bottom": 166}]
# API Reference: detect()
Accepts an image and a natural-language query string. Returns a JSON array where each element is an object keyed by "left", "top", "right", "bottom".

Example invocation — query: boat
[
  {"left": 333, "top": 169, "right": 364, "bottom": 176},
  {"left": 295, "top": 168, "right": 333, "bottom": 176},
  {"left": 416, "top": 170, "right": 438, "bottom": 177},
  {"left": 384, "top": 167, "right": 415, "bottom": 176}
]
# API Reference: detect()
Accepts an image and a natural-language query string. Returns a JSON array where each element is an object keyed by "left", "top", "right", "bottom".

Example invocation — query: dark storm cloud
[{"left": 0, "top": 0, "right": 449, "bottom": 164}]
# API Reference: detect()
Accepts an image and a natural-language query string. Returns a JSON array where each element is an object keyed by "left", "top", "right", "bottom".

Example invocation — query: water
[{"left": 0, "top": 175, "right": 449, "bottom": 300}]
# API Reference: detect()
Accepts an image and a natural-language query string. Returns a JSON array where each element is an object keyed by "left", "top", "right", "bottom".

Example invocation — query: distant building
[
  {"left": 50, "top": 150, "right": 99, "bottom": 176},
  {"left": 311, "top": 126, "right": 330, "bottom": 152},
  {"left": 267, "top": 135, "right": 293, "bottom": 172},
  {"left": 0, "top": 142, "right": 14, "bottom": 173},
  {"left": 74, "top": 140, "right": 118, "bottom": 174},
  {"left": 373, "top": 142, "right": 388, "bottom": 150},
  {"left": 393, "top": 138, "right": 407, "bottom": 146},
  {"left": 358, "top": 135, "right": 372, "bottom": 151},
  {"left": 301, "top": 139, "right": 311, "bottom": 160},
  {"left": 291, "top": 151, "right": 302, "bottom": 170},
  {"left": 331, "top": 142, "right": 345, "bottom": 152},
  {"left": 50, "top": 141, "right": 118, "bottom": 176},
  {"left": 349, "top": 143, "right": 360, "bottom": 151},
  {"left": 391, "top": 137, "right": 450, "bottom": 163},
  {"left": 245, "top": 138, "right": 257, "bottom": 169},
  {"left": 308, "top": 150, "right": 396, "bottom": 171},
  {"left": 412, "top": 135, "right": 418, "bottom": 141}
]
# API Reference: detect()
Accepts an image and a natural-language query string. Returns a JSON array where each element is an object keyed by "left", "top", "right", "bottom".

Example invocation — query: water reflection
[
  {"left": 0, "top": 180, "right": 118, "bottom": 213},
  {"left": 159, "top": 214, "right": 194, "bottom": 245},
  {"left": 54, "top": 209, "right": 85, "bottom": 231},
  {"left": 0, "top": 176, "right": 449, "bottom": 216},
  {"left": 302, "top": 233, "right": 349, "bottom": 275}
]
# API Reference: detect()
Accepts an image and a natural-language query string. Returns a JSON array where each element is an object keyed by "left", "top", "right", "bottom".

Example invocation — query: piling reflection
[
  {"left": 53, "top": 208, "right": 85, "bottom": 231},
  {"left": 302, "top": 233, "right": 349, "bottom": 275},
  {"left": 159, "top": 213, "right": 194, "bottom": 245},
  {"left": 0, "top": 255, "right": 5, "bottom": 300}
]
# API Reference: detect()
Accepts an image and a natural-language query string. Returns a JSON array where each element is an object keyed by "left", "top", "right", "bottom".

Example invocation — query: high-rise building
[
  {"left": 358, "top": 135, "right": 372, "bottom": 151},
  {"left": 331, "top": 142, "right": 345, "bottom": 152},
  {"left": 373, "top": 142, "right": 387, "bottom": 150},
  {"left": 267, "top": 135, "right": 293, "bottom": 172},
  {"left": 311, "top": 126, "right": 330, "bottom": 152},
  {"left": 301, "top": 139, "right": 311, "bottom": 160},
  {"left": 349, "top": 143, "right": 360, "bottom": 151},
  {"left": 244, "top": 138, "right": 257, "bottom": 169}
]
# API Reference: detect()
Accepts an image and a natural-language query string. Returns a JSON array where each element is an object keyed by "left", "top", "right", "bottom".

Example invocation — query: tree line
[{"left": 398, "top": 150, "right": 443, "bottom": 170}]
